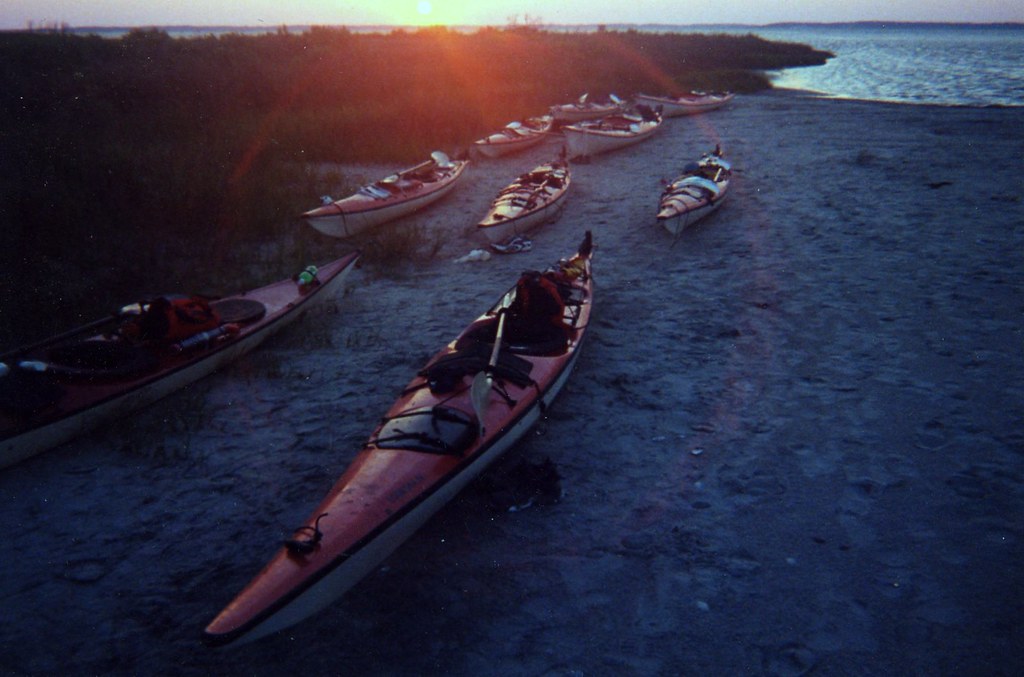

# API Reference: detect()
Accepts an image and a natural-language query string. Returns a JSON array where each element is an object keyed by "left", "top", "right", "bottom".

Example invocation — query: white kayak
[
  {"left": 657, "top": 148, "right": 732, "bottom": 236},
  {"left": 477, "top": 159, "right": 571, "bottom": 245}
]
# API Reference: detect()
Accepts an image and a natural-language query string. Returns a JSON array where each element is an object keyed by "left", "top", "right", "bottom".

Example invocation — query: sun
[{"left": 390, "top": 0, "right": 470, "bottom": 26}]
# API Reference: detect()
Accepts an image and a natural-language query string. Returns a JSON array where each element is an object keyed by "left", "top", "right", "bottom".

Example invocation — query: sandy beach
[{"left": 1, "top": 89, "right": 1022, "bottom": 675}]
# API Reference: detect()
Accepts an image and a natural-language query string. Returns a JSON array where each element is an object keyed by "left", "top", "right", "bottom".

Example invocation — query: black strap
[
  {"left": 372, "top": 430, "right": 460, "bottom": 454},
  {"left": 284, "top": 513, "right": 328, "bottom": 556},
  {"left": 419, "top": 343, "right": 534, "bottom": 391}
]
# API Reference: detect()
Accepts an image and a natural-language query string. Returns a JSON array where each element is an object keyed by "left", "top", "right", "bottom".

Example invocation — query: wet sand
[{"left": 1, "top": 89, "right": 1022, "bottom": 675}]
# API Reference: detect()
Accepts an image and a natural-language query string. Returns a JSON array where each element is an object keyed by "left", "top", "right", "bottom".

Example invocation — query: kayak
[
  {"left": 562, "top": 106, "right": 662, "bottom": 160},
  {"left": 301, "top": 152, "right": 469, "bottom": 238},
  {"left": 0, "top": 253, "right": 360, "bottom": 470},
  {"left": 204, "top": 232, "right": 595, "bottom": 647},
  {"left": 477, "top": 159, "right": 571, "bottom": 245},
  {"left": 634, "top": 91, "right": 734, "bottom": 117},
  {"left": 657, "top": 148, "right": 732, "bottom": 236},
  {"left": 472, "top": 115, "right": 553, "bottom": 159}
]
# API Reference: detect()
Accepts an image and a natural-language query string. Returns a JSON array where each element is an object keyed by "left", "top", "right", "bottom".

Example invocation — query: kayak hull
[
  {"left": 549, "top": 102, "right": 622, "bottom": 124},
  {"left": 478, "top": 200, "right": 566, "bottom": 244},
  {"left": 563, "top": 115, "right": 661, "bottom": 160},
  {"left": 634, "top": 92, "right": 734, "bottom": 117},
  {"left": 658, "top": 199, "right": 725, "bottom": 236},
  {"left": 303, "top": 159, "right": 469, "bottom": 238},
  {"left": 474, "top": 133, "right": 546, "bottom": 159},
  {"left": 218, "top": 343, "right": 581, "bottom": 646},
  {"left": 473, "top": 116, "right": 553, "bottom": 159}
]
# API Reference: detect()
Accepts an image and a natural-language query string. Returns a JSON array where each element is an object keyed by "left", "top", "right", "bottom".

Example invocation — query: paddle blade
[
  {"left": 470, "top": 371, "right": 492, "bottom": 437},
  {"left": 578, "top": 230, "right": 593, "bottom": 258}
]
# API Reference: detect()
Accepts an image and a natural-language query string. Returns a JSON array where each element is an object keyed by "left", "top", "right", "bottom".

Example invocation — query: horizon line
[{"left": 7, "top": 19, "right": 1024, "bottom": 31}]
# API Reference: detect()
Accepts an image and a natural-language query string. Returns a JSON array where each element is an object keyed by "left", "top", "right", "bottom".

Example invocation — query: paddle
[
  {"left": 0, "top": 309, "right": 128, "bottom": 365},
  {"left": 470, "top": 305, "right": 509, "bottom": 437}
]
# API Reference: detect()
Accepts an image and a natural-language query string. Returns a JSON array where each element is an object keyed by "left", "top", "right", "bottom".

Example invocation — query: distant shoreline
[{"left": 5, "top": 21, "right": 1023, "bottom": 36}]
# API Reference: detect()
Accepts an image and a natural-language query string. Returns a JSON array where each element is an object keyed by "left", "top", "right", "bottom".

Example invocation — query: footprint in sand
[
  {"left": 62, "top": 557, "right": 113, "bottom": 583},
  {"left": 914, "top": 419, "right": 951, "bottom": 451},
  {"left": 761, "top": 641, "right": 818, "bottom": 676}
]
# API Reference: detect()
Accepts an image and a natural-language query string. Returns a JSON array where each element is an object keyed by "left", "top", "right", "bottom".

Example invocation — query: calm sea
[
  {"left": 738, "top": 24, "right": 1024, "bottom": 107},
  {"left": 71, "top": 22, "right": 1024, "bottom": 108}
]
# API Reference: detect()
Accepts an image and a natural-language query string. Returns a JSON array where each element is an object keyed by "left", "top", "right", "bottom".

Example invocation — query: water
[
  {"left": 69, "top": 23, "right": 1024, "bottom": 107},
  {"left": 749, "top": 24, "right": 1024, "bottom": 107}
]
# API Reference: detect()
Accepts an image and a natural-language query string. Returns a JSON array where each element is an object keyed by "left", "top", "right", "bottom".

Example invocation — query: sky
[{"left": 2, "top": 0, "right": 1022, "bottom": 30}]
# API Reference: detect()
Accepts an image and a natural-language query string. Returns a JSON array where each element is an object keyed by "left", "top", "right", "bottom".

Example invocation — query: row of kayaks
[
  {"left": 549, "top": 90, "right": 734, "bottom": 123},
  {"left": 3, "top": 90, "right": 732, "bottom": 649},
  {"left": 302, "top": 91, "right": 734, "bottom": 245},
  {"left": 473, "top": 145, "right": 732, "bottom": 250},
  {"left": 201, "top": 92, "right": 729, "bottom": 644},
  {"left": 467, "top": 91, "right": 732, "bottom": 159}
]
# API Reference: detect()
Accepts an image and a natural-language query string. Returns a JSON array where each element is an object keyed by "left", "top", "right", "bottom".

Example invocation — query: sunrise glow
[{"left": 392, "top": 0, "right": 475, "bottom": 26}]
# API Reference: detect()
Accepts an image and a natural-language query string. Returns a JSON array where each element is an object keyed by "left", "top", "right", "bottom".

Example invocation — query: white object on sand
[{"left": 454, "top": 249, "right": 491, "bottom": 263}]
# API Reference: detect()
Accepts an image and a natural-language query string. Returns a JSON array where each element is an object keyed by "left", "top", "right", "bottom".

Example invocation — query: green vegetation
[{"left": 0, "top": 26, "right": 830, "bottom": 350}]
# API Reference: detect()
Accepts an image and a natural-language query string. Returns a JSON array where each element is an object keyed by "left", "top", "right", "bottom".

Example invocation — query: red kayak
[
  {"left": 0, "top": 253, "right": 360, "bottom": 470},
  {"left": 204, "top": 232, "right": 594, "bottom": 647}
]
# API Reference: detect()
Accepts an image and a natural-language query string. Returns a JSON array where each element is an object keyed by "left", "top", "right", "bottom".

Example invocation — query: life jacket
[
  {"left": 122, "top": 296, "right": 221, "bottom": 344},
  {"left": 505, "top": 271, "right": 567, "bottom": 345}
]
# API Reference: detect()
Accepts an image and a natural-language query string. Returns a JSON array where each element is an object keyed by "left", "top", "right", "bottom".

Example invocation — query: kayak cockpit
[
  {"left": 455, "top": 315, "right": 569, "bottom": 357},
  {"left": 420, "top": 342, "right": 535, "bottom": 393},
  {"left": 452, "top": 266, "right": 588, "bottom": 358}
]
